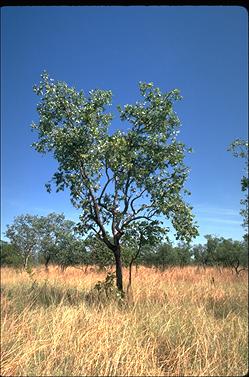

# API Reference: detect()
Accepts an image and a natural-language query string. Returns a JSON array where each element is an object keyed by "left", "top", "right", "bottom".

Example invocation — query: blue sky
[{"left": 1, "top": 6, "right": 248, "bottom": 245}]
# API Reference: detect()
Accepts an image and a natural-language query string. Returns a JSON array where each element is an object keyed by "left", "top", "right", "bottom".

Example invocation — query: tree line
[{"left": 1, "top": 213, "right": 247, "bottom": 277}]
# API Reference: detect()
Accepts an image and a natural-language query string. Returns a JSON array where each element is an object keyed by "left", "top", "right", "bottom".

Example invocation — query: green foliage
[
  {"left": 204, "top": 234, "right": 221, "bottom": 266},
  {"left": 142, "top": 241, "right": 193, "bottom": 270},
  {"left": 5, "top": 214, "right": 41, "bottom": 268},
  {"left": 193, "top": 235, "right": 248, "bottom": 273},
  {"left": 174, "top": 242, "right": 193, "bottom": 266},
  {"left": 85, "top": 272, "right": 124, "bottom": 306},
  {"left": 154, "top": 242, "right": 178, "bottom": 270},
  {"left": 228, "top": 139, "right": 248, "bottom": 231},
  {"left": 32, "top": 72, "right": 198, "bottom": 253},
  {"left": 4, "top": 213, "right": 84, "bottom": 270},
  {"left": 35, "top": 212, "right": 77, "bottom": 268},
  {"left": 94, "top": 271, "right": 115, "bottom": 295},
  {"left": 192, "top": 243, "right": 208, "bottom": 266},
  {"left": 55, "top": 238, "right": 87, "bottom": 271},
  {"left": 215, "top": 238, "right": 248, "bottom": 271},
  {"left": 84, "top": 235, "right": 114, "bottom": 270},
  {"left": 121, "top": 220, "right": 166, "bottom": 267},
  {"left": 0, "top": 240, "right": 22, "bottom": 267}
]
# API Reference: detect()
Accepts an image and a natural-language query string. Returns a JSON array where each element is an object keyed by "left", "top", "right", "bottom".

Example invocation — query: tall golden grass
[{"left": 1, "top": 265, "right": 248, "bottom": 376}]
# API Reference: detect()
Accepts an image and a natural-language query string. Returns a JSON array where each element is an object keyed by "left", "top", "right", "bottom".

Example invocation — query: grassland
[{"left": 1, "top": 265, "right": 248, "bottom": 376}]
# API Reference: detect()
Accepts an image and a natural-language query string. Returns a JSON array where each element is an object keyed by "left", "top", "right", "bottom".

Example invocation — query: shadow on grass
[
  {"left": 2, "top": 282, "right": 87, "bottom": 311},
  {"left": 205, "top": 296, "right": 247, "bottom": 319},
  {"left": 1, "top": 281, "right": 127, "bottom": 312}
]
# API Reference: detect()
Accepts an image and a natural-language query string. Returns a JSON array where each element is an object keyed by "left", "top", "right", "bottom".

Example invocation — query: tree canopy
[
  {"left": 5, "top": 214, "right": 40, "bottom": 269},
  {"left": 5, "top": 213, "right": 80, "bottom": 270},
  {"left": 32, "top": 72, "right": 198, "bottom": 290},
  {"left": 34, "top": 213, "right": 77, "bottom": 269},
  {"left": 228, "top": 139, "right": 248, "bottom": 231}
]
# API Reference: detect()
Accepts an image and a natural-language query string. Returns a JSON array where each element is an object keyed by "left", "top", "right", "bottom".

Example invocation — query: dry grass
[{"left": 1, "top": 265, "right": 248, "bottom": 376}]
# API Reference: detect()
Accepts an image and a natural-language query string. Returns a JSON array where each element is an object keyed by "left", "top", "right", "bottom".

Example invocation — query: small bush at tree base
[{"left": 85, "top": 272, "right": 125, "bottom": 307}]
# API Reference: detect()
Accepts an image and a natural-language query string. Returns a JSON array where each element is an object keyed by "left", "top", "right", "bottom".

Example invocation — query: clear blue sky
[{"left": 1, "top": 6, "right": 248, "bottom": 245}]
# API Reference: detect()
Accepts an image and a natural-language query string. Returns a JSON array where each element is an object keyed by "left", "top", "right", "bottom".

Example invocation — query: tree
[
  {"left": 228, "top": 139, "right": 248, "bottom": 231},
  {"left": 35, "top": 213, "right": 76, "bottom": 270},
  {"left": 5, "top": 214, "right": 40, "bottom": 269},
  {"left": 204, "top": 234, "right": 221, "bottom": 267},
  {"left": 32, "top": 72, "right": 198, "bottom": 292},
  {"left": 0, "top": 240, "right": 23, "bottom": 267},
  {"left": 192, "top": 243, "right": 209, "bottom": 268},
  {"left": 174, "top": 242, "right": 192, "bottom": 267},
  {"left": 121, "top": 220, "right": 165, "bottom": 291},
  {"left": 5, "top": 213, "right": 81, "bottom": 271},
  {"left": 84, "top": 235, "right": 114, "bottom": 271},
  {"left": 140, "top": 244, "right": 159, "bottom": 268},
  {"left": 55, "top": 237, "right": 87, "bottom": 271},
  {"left": 214, "top": 238, "right": 248, "bottom": 275},
  {"left": 153, "top": 242, "right": 177, "bottom": 270},
  {"left": 195, "top": 235, "right": 248, "bottom": 275}
]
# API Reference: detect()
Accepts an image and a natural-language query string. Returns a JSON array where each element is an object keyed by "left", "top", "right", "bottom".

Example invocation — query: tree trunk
[
  {"left": 127, "top": 261, "right": 132, "bottom": 294},
  {"left": 129, "top": 263, "right": 132, "bottom": 287},
  {"left": 45, "top": 255, "right": 51, "bottom": 272},
  {"left": 127, "top": 236, "right": 142, "bottom": 293},
  {"left": 61, "top": 265, "right": 66, "bottom": 272},
  {"left": 114, "top": 246, "right": 123, "bottom": 292},
  {"left": 24, "top": 254, "right": 29, "bottom": 270},
  {"left": 234, "top": 259, "right": 240, "bottom": 276}
]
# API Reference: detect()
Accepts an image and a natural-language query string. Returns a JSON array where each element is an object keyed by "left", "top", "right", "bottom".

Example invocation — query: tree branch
[
  {"left": 130, "top": 233, "right": 143, "bottom": 265},
  {"left": 121, "top": 211, "right": 158, "bottom": 230},
  {"left": 130, "top": 188, "right": 146, "bottom": 214},
  {"left": 112, "top": 176, "right": 119, "bottom": 244},
  {"left": 78, "top": 163, "right": 114, "bottom": 249},
  {"left": 98, "top": 162, "right": 114, "bottom": 203},
  {"left": 121, "top": 173, "right": 133, "bottom": 215}
]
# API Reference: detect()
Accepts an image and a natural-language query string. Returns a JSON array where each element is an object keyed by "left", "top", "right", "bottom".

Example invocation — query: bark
[
  {"left": 234, "top": 260, "right": 246, "bottom": 276},
  {"left": 127, "top": 245, "right": 141, "bottom": 294},
  {"left": 127, "top": 261, "right": 132, "bottom": 294},
  {"left": 61, "top": 265, "right": 67, "bottom": 272},
  {"left": 113, "top": 245, "right": 123, "bottom": 292},
  {"left": 234, "top": 259, "right": 240, "bottom": 276},
  {"left": 45, "top": 255, "right": 51, "bottom": 272},
  {"left": 24, "top": 254, "right": 30, "bottom": 270}
]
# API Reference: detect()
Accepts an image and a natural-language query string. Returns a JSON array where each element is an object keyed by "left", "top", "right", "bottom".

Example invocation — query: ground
[{"left": 1, "top": 266, "right": 248, "bottom": 376}]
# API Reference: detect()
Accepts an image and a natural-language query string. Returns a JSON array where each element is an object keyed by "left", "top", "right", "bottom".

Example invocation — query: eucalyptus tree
[
  {"left": 31, "top": 72, "right": 198, "bottom": 292},
  {"left": 5, "top": 214, "right": 40, "bottom": 269},
  {"left": 228, "top": 139, "right": 248, "bottom": 231}
]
